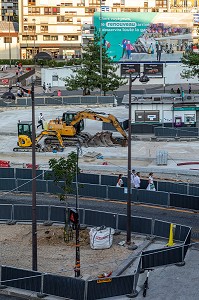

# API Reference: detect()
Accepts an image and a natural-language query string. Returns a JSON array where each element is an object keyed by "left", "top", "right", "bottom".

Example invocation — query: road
[{"left": 0, "top": 192, "right": 198, "bottom": 235}]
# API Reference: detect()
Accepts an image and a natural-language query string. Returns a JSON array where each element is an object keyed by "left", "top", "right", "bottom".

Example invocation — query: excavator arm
[
  {"left": 70, "top": 110, "right": 128, "bottom": 140},
  {"left": 35, "top": 130, "right": 64, "bottom": 147}
]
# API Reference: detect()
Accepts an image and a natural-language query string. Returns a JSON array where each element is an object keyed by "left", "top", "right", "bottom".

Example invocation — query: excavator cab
[
  {"left": 62, "top": 111, "right": 84, "bottom": 133},
  {"left": 17, "top": 121, "right": 33, "bottom": 147}
]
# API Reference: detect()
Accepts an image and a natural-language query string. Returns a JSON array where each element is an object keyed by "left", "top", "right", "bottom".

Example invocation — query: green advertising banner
[{"left": 94, "top": 12, "right": 195, "bottom": 62}]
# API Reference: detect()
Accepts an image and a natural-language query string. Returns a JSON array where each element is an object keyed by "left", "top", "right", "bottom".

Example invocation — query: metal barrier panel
[
  {"left": 45, "top": 97, "right": 62, "bottom": 105},
  {"left": 170, "top": 193, "right": 199, "bottom": 210},
  {"left": 84, "top": 210, "right": 117, "bottom": 228},
  {"left": 78, "top": 183, "right": 107, "bottom": 198},
  {"left": 17, "top": 179, "right": 46, "bottom": 193},
  {"left": 141, "top": 246, "right": 183, "bottom": 269},
  {"left": 78, "top": 173, "right": 99, "bottom": 184},
  {"left": 43, "top": 274, "right": 85, "bottom": 300},
  {"left": 80, "top": 96, "right": 97, "bottom": 104},
  {"left": 131, "top": 216, "right": 153, "bottom": 235},
  {"left": 189, "top": 184, "right": 199, "bottom": 196},
  {"left": 98, "top": 96, "right": 114, "bottom": 104},
  {"left": 63, "top": 97, "right": 81, "bottom": 104},
  {"left": 16, "top": 168, "right": 43, "bottom": 179},
  {"left": 17, "top": 98, "right": 27, "bottom": 106},
  {"left": 108, "top": 186, "right": 128, "bottom": 201},
  {"left": 158, "top": 182, "right": 187, "bottom": 195},
  {"left": 137, "top": 190, "right": 169, "bottom": 206},
  {"left": 44, "top": 170, "right": 54, "bottom": 180},
  {"left": 87, "top": 275, "right": 134, "bottom": 300},
  {"left": 118, "top": 214, "right": 152, "bottom": 234},
  {"left": 140, "top": 179, "right": 149, "bottom": 190},
  {"left": 50, "top": 206, "right": 65, "bottom": 223},
  {"left": 47, "top": 180, "right": 65, "bottom": 194},
  {"left": 101, "top": 175, "right": 127, "bottom": 187},
  {"left": 27, "top": 97, "right": 44, "bottom": 106},
  {"left": 153, "top": 220, "right": 170, "bottom": 238},
  {"left": 179, "top": 127, "right": 198, "bottom": 137},
  {"left": 0, "top": 178, "right": 16, "bottom": 191},
  {"left": 35, "top": 180, "right": 47, "bottom": 193},
  {"left": 184, "top": 229, "right": 191, "bottom": 258},
  {"left": 0, "top": 204, "right": 12, "bottom": 221},
  {"left": 13, "top": 205, "right": 48, "bottom": 222},
  {"left": 0, "top": 168, "right": 14, "bottom": 178},
  {"left": 1, "top": 266, "right": 41, "bottom": 292},
  {"left": 180, "top": 225, "right": 191, "bottom": 241}
]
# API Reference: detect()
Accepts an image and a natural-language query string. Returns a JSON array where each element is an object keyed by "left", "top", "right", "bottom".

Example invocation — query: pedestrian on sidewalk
[
  {"left": 46, "top": 84, "right": 49, "bottom": 93},
  {"left": 131, "top": 169, "right": 136, "bottom": 188},
  {"left": 42, "top": 82, "right": 46, "bottom": 93},
  {"left": 146, "top": 172, "right": 156, "bottom": 191},
  {"left": 37, "top": 112, "right": 45, "bottom": 130},
  {"left": 57, "top": 89, "right": 61, "bottom": 97},
  {"left": 134, "top": 172, "right": 141, "bottom": 189},
  {"left": 189, "top": 83, "right": 191, "bottom": 94},
  {"left": 116, "top": 174, "right": 124, "bottom": 187}
]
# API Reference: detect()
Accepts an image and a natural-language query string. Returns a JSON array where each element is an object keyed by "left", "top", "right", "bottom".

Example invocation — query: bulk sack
[{"left": 89, "top": 226, "right": 115, "bottom": 250}]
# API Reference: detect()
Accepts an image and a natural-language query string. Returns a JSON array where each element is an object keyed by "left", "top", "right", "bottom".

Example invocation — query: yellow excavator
[
  {"left": 13, "top": 110, "right": 128, "bottom": 152},
  {"left": 46, "top": 110, "right": 128, "bottom": 147}
]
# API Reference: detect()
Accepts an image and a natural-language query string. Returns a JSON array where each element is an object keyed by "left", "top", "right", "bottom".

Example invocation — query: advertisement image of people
[{"left": 94, "top": 12, "right": 196, "bottom": 62}]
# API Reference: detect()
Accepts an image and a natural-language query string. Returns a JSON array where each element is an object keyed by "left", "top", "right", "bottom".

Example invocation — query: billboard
[
  {"left": 121, "top": 63, "right": 140, "bottom": 76},
  {"left": 94, "top": 12, "right": 195, "bottom": 62},
  {"left": 144, "top": 64, "right": 163, "bottom": 77}
]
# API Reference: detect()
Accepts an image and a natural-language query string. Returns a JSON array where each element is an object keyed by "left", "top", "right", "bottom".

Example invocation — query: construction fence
[
  {"left": 0, "top": 95, "right": 115, "bottom": 107},
  {"left": 0, "top": 205, "right": 191, "bottom": 300},
  {"left": 0, "top": 168, "right": 199, "bottom": 211}
]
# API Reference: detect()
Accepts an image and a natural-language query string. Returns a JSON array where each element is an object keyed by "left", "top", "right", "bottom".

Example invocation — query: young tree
[
  {"left": 63, "top": 30, "right": 125, "bottom": 95},
  {"left": 48, "top": 152, "right": 80, "bottom": 241},
  {"left": 181, "top": 51, "right": 199, "bottom": 79}
]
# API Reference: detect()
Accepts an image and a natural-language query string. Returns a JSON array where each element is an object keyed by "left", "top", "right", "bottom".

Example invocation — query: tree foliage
[
  {"left": 63, "top": 30, "right": 125, "bottom": 95},
  {"left": 48, "top": 152, "right": 79, "bottom": 201},
  {"left": 181, "top": 51, "right": 199, "bottom": 79}
]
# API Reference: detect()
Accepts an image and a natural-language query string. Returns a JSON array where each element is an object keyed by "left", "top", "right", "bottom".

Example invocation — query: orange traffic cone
[{"left": 166, "top": 223, "right": 175, "bottom": 247}]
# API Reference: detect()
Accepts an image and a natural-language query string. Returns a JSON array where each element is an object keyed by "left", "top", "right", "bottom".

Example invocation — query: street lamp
[
  {"left": 74, "top": 144, "right": 81, "bottom": 277},
  {"left": 32, "top": 19, "right": 36, "bottom": 65},
  {"left": 126, "top": 70, "right": 149, "bottom": 245},
  {"left": 8, "top": 12, "right": 12, "bottom": 68},
  {"left": 2, "top": 80, "right": 37, "bottom": 271},
  {"left": 99, "top": 0, "right": 103, "bottom": 96}
]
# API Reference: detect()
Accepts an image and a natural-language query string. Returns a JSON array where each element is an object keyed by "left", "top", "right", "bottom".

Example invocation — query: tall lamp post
[
  {"left": 99, "top": 0, "right": 103, "bottom": 96},
  {"left": 8, "top": 12, "right": 12, "bottom": 68},
  {"left": 32, "top": 19, "right": 36, "bottom": 65},
  {"left": 126, "top": 70, "right": 149, "bottom": 245},
  {"left": 74, "top": 144, "right": 81, "bottom": 277}
]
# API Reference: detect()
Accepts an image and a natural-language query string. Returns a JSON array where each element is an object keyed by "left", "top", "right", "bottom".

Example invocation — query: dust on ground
[{"left": 0, "top": 224, "right": 137, "bottom": 279}]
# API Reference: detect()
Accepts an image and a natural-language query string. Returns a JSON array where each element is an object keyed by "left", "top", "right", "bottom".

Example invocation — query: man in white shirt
[
  {"left": 131, "top": 169, "right": 136, "bottom": 188},
  {"left": 134, "top": 172, "right": 141, "bottom": 189},
  {"left": 37, "top": 112, "right": 45, "bottom": 129}
]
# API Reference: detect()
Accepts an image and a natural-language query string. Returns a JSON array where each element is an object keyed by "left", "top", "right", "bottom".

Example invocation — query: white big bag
[{"left": 89, "top": 226, "right": 115, "bottom": 250}]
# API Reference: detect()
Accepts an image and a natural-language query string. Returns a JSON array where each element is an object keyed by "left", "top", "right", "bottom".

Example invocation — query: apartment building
[{"left": 0, "top": 0, "right": 18, "bottom": 21}]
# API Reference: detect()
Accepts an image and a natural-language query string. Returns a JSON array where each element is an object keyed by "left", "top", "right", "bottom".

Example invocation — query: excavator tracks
[{"left": 44, "top": 131, "right": 125, "bottom": 148}]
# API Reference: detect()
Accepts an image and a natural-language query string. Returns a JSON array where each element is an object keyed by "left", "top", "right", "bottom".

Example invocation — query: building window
[
  {"left": 28, "top": 0, "right": 36, "bottom": 5},
  {"left": 43, "top": 35, "right": 58, "bottom": 41},
  {"left": 28, "top": 7, "right": 40, "bottom": 14},
  {"left": 52, "top": 75, "right": 58, "bottom": 81},
  {"left": 64, "top": 35, "right": 79, "bottom": 41},
  {"left": 85, "top": 7, "right": 96, "bottom": 13},
  {"left": 57, "top": 16, "right": 73, "bottom": 23},
  {"left": 155, "top": 0, "right": 167, "bottom": 7},
  {"left": 4, "top": 37, "right": 12, "bottom": 43},
  {"left": 24, "top": 25, "right": 36, "bottom": 32},
  {"left": 22, "top": 35, "right": 37, "bottom": 41},
  {"left": 41, "top": 25, "right": 48, "bottom": 32},
  {"left": 44, "top": 7, "right": 60, "bottom": 15}
]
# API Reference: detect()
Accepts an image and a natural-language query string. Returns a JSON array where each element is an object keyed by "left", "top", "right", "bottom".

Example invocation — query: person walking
[
  {"left": 146, "top": 172, "right": 156, "bottom": 191},
  {"left": 42, "top": 82, "right": 46, "bottom": 93},
  {"left": 116, "top": 174, "right": 124, "bottom": 187},
  {"left": 37, "top": 113, "right": 45, "bottom": 129},
  {"left": 57, "top": 89, "right": 61, "bottom": 97},
  {"left": 188, "top": 83, "right": 191, "bottom": 94},
  {"left": 131, "top": 169, "right": 136, "bottom": 188},
  {"left": 134, "top": 172, "right": 141, "bottom": 189},
  {"left": 177, "top": 87, "right": 181, "bottom": 94},
  {"left": 156, "top": 42, "right": 163, "bottom": 62}
]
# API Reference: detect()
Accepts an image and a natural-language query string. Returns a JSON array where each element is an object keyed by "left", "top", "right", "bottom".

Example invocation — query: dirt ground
[{"left": 0, "top": 224, "right": 138, "bottom": 279}]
